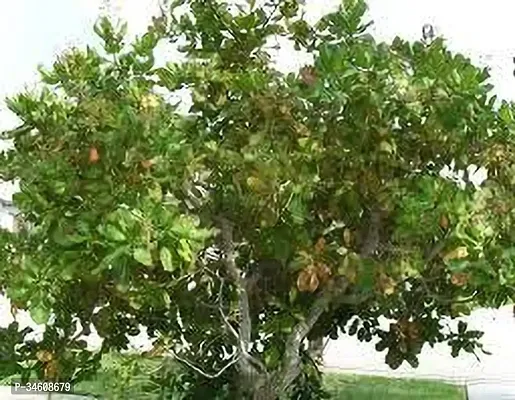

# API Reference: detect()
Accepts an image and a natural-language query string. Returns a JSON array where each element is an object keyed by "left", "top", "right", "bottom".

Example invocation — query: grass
[
  {"left": 1, "top": 353, "right": 467, "bottom": 399},
  {"left": 72, "top": 353, "right": 466, "bottom": 399},
  {"left": 323, "top": 373, "right": 466, "bottom": 400}
]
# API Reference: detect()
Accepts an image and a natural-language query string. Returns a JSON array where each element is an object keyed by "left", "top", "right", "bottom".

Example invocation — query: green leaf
[
  {"left": 148, "top": 182, "right": 163, "bottom": 202},
  {"left": 162, "top": 291, "right": 171, "bottom": 306},
  {"left": 133, "top": 247, "right": 153, "bottom": 266},
  {"left": 280, "top": 0, "right": 300, "bottom": 18},
  {"left": 288, "top": 195, "right": 307, "bottom": 225},
  {"left": 160, "top": 247, "right": 174, "bottom": 271},
  {"left": 289, "top": 288, "right": 297, "bottom": 303},
  {"left": 92, "top": 246, "right": 129, "bottom": 275},
  {"left": 37, "top": 65, "right": 60, "bottom": 85},
  {"left": 379, "top": 140, "right": 395, "bottom": 154},
  {"left": 103, "top": 225, "right": 127, "bottom": 242},
  {"left": 52, "top": 228, "right": 87, "bottom": 247},
  {"left": 155, "top": 67, "right": 178, "bottom": 90},
  {"left": 499, "top": 102, "right": 513, "bottom": 123},
  {"left": 177, "top": 239, "right": 192, "bottom": 262},
  {"left": 30, "top": 304, "right": 50, "bottom": 325},
  {"left": 138, "top": 32, "right": 159, "bottom": 55},
  {"left": 375, "top": 340, "right": 388, "bottom": 352},
  {"left": 348, "top": 319, "right": 359, "bottom": 336},
  {"left": 481, "top": 347, "right": 492, "bottom": 356}
]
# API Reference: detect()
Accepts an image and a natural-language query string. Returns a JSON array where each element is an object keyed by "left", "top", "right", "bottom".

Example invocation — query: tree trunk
[
  {"left": 308, "top": 338, "right": 324, "bottom": 364},
  {"left": 252, "top": 383, "right": 277, "bottom": 400},
  {"left": 236, "top": 372, "right": 278, "bottom": 400}
]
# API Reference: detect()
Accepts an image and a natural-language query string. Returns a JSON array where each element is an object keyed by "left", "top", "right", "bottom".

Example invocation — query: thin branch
[
  {"left": 217, "top": 278, "right": 240, "bottom": 340},
  {"left": 424, "top": 238, "right": 447, "bottom": 265},
  {"left": 157, "top": 0, "right": 168, "bottom": 17},
  {"left": 423, "top": 222, "right": 456, "bottom": 266},
  {"left": 205, "top": 0, "right": 246, "bottom": 53},
  {"left": 216, "top": 265, "right": 269, "bottom": 375},
  {"left": 170, "top": 348, "right": 240, "bottom": 379},
  {"left": 336, "top": 292, "right": 374, "bottom": 306},
  {"left": 323, "top": 336, "right": 331, "bottom": 353},
  {"left": 197, "top": 299, "right": 231, "bottom": 311},
  {"left": 421, "top": 284, "right": 478, "bottom": 305},
  {"left": 261, "top": 1, "right": 281, "bottom": 28},
  {"left": 69, "top": 326, "right": 88, "bottom": 344}
]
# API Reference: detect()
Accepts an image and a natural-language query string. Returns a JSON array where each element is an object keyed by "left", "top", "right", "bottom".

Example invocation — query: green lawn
[
  {"left": 324, "top": 373, "right": 466, "bottom": 400},
  {"left": 71, "top": 353, "right": 466, "bottom": 399}
]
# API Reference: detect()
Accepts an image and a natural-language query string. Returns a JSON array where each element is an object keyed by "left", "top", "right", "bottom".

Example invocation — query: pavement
[
  {"left": 466, "top": 383, "right": 515, "bottom": 400},
  {"left": 323, "top": 305, "right": 515, "bottom": 399}
]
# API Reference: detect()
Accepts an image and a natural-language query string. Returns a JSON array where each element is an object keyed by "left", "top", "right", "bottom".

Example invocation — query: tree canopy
[{"left": 1, "top": 0, "right": 515, "bottom": 398}]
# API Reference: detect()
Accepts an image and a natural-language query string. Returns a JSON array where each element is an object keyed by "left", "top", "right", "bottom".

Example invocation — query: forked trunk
[{"left": 238, "top": 373, "right": 278, "bottom": 400}]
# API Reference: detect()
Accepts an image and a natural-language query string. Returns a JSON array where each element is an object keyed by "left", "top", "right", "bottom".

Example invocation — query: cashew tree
[{"left": 1, "top": 0, "right": 515, "bottom": 398}]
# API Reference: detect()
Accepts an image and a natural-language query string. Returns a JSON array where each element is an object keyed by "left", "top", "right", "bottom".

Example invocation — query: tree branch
[
  {"left": 423, "top": 223, "right": 455, "bottom": 266},
  {"left": 216, "top": 216, "right": 256, "bottom": 381},
  {"left": 424, "top": 238, "right": 447, "bottom": 265},
  {"left": 170, "top": 348, "right": 241, "bottom": 379},
  {"left": 215, "top": 275, "right": 267, "bottom": 373},
  {"left": 359, "top": 207, "right": 383, "bottom": 257},
  {"left": 274, "top": 277, "right": 350, "bottom": 393}
]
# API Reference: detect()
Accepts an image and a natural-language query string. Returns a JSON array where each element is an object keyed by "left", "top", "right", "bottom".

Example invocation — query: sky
[
  {"left": 2, "top": 0, "right": 515, "bottom": 130},
  {"left": 0, "top": 0, "right": 515, "bottom": 345}
]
